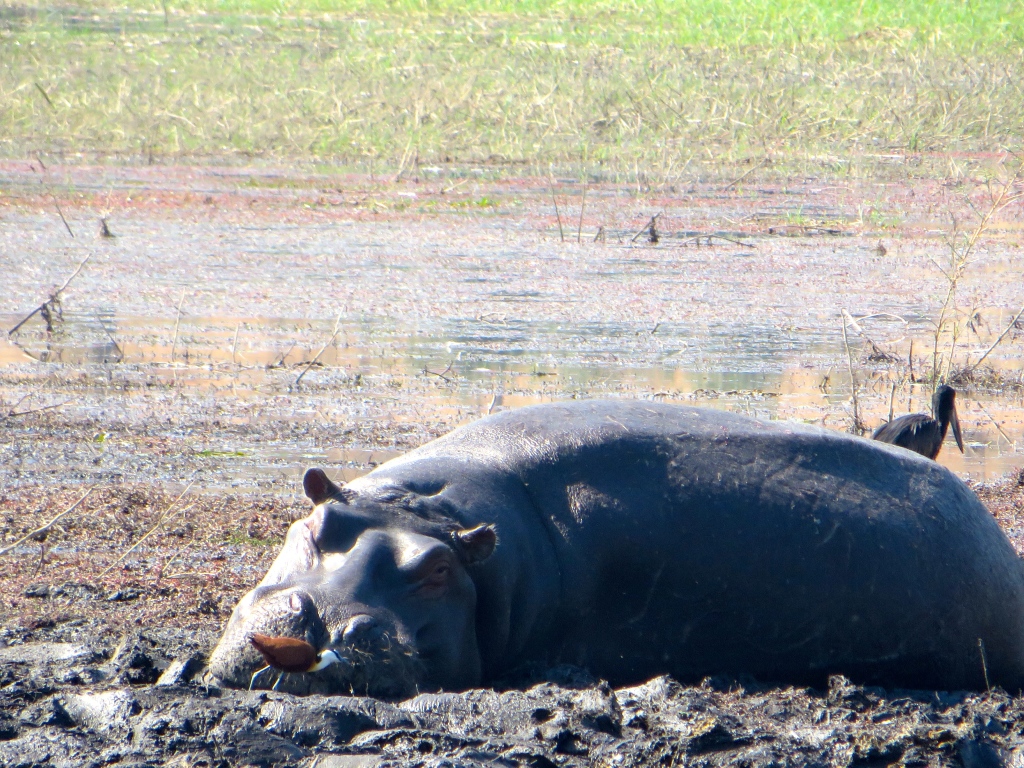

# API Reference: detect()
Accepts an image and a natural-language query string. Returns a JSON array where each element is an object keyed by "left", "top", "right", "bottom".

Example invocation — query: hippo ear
[
  {"left": 303, "top": 468, "right": 345, "bottom": 505},
  {"left": 454, "top": 524, "right": 497, "bottom": 565}
]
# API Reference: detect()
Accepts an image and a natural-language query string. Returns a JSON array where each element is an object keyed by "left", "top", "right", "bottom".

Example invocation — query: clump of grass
[
  {"left": 927, "top": 165, "right": 1024, "bottom": 389},
  {"left": 2, "top": 4, "right": 1022, "bottom": 177}
]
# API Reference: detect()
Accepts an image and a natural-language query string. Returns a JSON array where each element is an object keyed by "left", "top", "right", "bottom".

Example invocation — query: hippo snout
[{"left": 337, "top": 613, "right": 377, "bottom": 645}]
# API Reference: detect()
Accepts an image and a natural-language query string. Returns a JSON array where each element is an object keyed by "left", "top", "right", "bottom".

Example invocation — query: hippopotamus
[{"left": 207, "top": 400, "right": 1024, "bottom": 696}]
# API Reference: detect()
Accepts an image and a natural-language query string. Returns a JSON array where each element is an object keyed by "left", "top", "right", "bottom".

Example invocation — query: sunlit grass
[
  {"left": 2, "top": 2, "right": 1022, "bottom": 176},
  {"left": 24, "top": 0, "right": 1024, "bottom": 48}
]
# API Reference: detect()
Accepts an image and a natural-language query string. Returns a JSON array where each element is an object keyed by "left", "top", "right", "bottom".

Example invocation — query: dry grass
[
  {"left": 2, "top": 7, "right": 1023, "bottom": 178},
  {"left": 0, "top": 484, "right": 306, "bottom": 634}
]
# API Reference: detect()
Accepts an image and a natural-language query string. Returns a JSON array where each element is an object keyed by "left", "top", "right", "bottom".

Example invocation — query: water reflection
[{"left": 2, "top": 310, "right": 1020, "bottom": 483}]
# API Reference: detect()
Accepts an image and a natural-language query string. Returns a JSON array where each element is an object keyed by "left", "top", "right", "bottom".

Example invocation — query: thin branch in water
[
  {"left": 932, "top": 165, "right": 1024, "bottom": 387},
  {"left": 295, "top": 313, "right": 343, "bottom": 387},
  {"left": 677, "top": 234, "right": 755, "bottom": 249},
  {"left": 231, "top": 323, "right": 241, "bottom": 364},
  {"left": 53, "top": 200, "right": 74, "bottom": 238},
  {"left": 549, "top": 170, "right": 564, "bottom": 243},
  {"left": 631, "top": 215, "right": 660, "bottom": 244},
  {"left": 97, "top": 315, "right": 124, "bottom": 363},
  {"left": 424, "top": 360, "right": 454, "bottom": 383},
  {"left": 9, "top": 252, "right": 92, "bottom": 337},
  {"left": 976, "top": 401, "right": 1014, "bottom": 448},
  {"left": 170, "top": 290, "right": 186, "bottom": 364},
  {"left": 967, "top": 303, "right": 1024, "bottom": 373},
  {"left": 0, "top": 486, "right": 97, "bottom": 558},
  {"left": 841, "top": 309, "right": 865, "bottom": 434}
]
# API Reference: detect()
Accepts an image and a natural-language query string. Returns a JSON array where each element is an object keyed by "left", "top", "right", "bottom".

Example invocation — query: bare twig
[
  {"left": 231, "top": 323, "right": 241, "bottom": 364},
  {"left": 9, "top": 252, "right": 92, "bottom": 336},
  {"left": 100, "top": 482, "right": 195, "bottom": 576},
  {"left": 841, "top": 309, "right": 865, "bottom": 434},
  {"left": 977, "top": 401, "right": 1014, "bottom": 447},
  {"left": 577, "top": 174, "right": 588, "bottom": 244},
  {"left": 393, "top": 137, "right": 414, "bottom": 182},
  {"left": 170, "top": 290, "right": 186, "bottom": 364},
  {"left": 53, "top": 201, "right": 74, "bottom": 238},
  {"left": 424, "top": 360, "right": 454, "bottom": 382},
  {"left": 677, "top": 234, "right": 755, "bottom": 249},
  {"left": 5, "top": 399, "right": 75, "bottom": 419},
  {"left": 931, "top": 168, "right": 1023, "bottom": 387},
  {"left": 722, "top": 155, "right": 769, "bottom": 190},
  {"left": 295, "top": 313, "right": 343, "bottom": 387},
  {"left": 631, "top": 215, "right": 660, "bottom": 244},
  {"left": 966, "top": 303, "right": 1024, "bottom": 373},
  {"left": 549, "top": 171, "right": 564, "bottom": 242},
  {"left": 887, "top": 382, "right": 897, "bottom": 423},
  {"left": 0, "top": 486, "right": 97, "bottom": 557},
  {"left": 97, "top": 315, "right": 124, "bottom": 363}
]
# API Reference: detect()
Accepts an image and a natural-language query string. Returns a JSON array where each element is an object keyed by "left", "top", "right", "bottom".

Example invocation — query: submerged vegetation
[{"left": 2, "top": 1, "right": 1023, "bottom": 177}]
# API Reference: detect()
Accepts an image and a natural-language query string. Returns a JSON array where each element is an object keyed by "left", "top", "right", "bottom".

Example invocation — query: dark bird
[
  {"left": 872, "top": 385, "right": 965, "bottom": 460},
  {"left": 249, "top": 634, "right": 342, "bottom": 674}
]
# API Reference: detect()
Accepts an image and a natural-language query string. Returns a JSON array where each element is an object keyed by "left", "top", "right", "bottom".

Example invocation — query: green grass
[
  {"left": 2, "top": 1, "right": 1022, "bottom": 176},
  {"left": 22, "top": 0, "right": 1024, "bottom": 48}
]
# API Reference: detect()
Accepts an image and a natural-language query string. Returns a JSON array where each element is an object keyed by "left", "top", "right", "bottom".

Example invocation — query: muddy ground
[{"left": 3, "top": 162, "right": 1024, "bottom": 766}]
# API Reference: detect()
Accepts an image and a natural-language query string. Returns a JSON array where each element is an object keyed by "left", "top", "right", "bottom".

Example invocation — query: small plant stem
[
  {"left": 101, "top": 481, "right": 196, "bottom": 577},
  {"left": 841, "top": 309, "right": 864, "bottom": 434},
  {"left": 170, "top": 289, "right": 186, "bottom": 364},
  {"left": 577, "top": 174, "right": 587, "bottom": 244},
  {"left": 0, "top": 486, "right": 97, "bottom": 557},
  {"left": 9, "top": 252, "right": 93, "bottom": 336},
  {"left": 295, "top": 313, "right": 343, "bottom": 387},
  {"left": 231, "top": 322, "right": 241, "bottom": 364},
  {"left": 968, "top": 303, "right": 1024, "bottom": 372},
  {"left": 549, "top": 172, "right": 564, "bottom": 243}
]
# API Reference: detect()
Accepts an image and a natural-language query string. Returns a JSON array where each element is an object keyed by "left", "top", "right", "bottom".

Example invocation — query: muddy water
[{"left": 2, "top": 168, "right": 1023, "bottom": 487}]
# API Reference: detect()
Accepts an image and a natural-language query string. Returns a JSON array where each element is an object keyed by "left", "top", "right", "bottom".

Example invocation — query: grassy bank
[{"left": 2, "top": 2, "right": 1022, "bottom": 177}]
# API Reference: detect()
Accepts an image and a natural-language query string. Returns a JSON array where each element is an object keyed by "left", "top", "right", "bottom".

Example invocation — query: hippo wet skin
[{"left": 208, "top": 400, "right": 1024, "bottom": 696}]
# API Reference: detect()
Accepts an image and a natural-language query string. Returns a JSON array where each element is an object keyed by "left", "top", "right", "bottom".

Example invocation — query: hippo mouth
[
  {"left": 209, "top": 628, "right": 426, "bottom": 699},
  {"left": 206, "top": 597, "right": 428, "bottom": 699},
  {"left": 251, "top": 644, "right": 424, "bottom": 699}
]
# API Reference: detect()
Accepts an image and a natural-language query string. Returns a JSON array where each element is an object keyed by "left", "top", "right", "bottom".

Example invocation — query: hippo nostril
[
  {"left": 342, "top": 614, "right": 376, "bottom": 644},
  {"left": 288, "top": 592, "right": 306, "bottom": 613}
]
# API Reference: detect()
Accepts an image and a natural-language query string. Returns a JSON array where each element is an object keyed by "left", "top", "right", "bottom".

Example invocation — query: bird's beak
[
  {"left": 950, "top": 403, "right": 965, "bottom": 453},
  {"left": 308, "top": 649, "right": 344, "bottom": 672}
]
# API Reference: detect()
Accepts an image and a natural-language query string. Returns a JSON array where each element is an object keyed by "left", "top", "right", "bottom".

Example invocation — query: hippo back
[{"left": 351, "top": 400, "right": 1024, "bottom": 690}]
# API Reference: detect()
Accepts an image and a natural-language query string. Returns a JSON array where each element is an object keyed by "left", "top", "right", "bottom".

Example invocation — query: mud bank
[
  {"left": 0, "top": 479, "right": 1023, "bottom": 767},
  {"left": 4, "top": 619, "right": 1024, "bottom": 768}
]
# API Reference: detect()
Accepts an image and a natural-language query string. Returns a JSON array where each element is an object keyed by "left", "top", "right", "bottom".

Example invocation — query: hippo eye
[
  {"left": 432, "top": 563, "right": 451, "bottom": 579},
  {"left": 413, "top": 560, "right": 452, "bottom": 597}
]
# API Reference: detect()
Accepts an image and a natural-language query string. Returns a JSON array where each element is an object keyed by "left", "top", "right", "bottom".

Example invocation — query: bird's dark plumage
[{"left": 872, "top": 385, "right": 964, "bottom": 460}]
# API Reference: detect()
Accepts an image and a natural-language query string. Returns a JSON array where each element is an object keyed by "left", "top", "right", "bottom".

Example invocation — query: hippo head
[{"left": 207, "top": 468, "right": 496, "bottom": 698}]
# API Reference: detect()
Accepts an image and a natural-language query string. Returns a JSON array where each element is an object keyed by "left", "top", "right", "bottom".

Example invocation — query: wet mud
[
  {"left": 6, "top": 616, "right": 1024, "bottom": 768},
  {"left": 3, "top": 163, "right": 1024, "bottom": 766}
]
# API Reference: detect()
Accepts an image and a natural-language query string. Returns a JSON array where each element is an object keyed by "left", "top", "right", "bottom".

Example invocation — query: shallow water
[{"left": 2, "top": 166, "right": 1022, "bottom": 486}]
